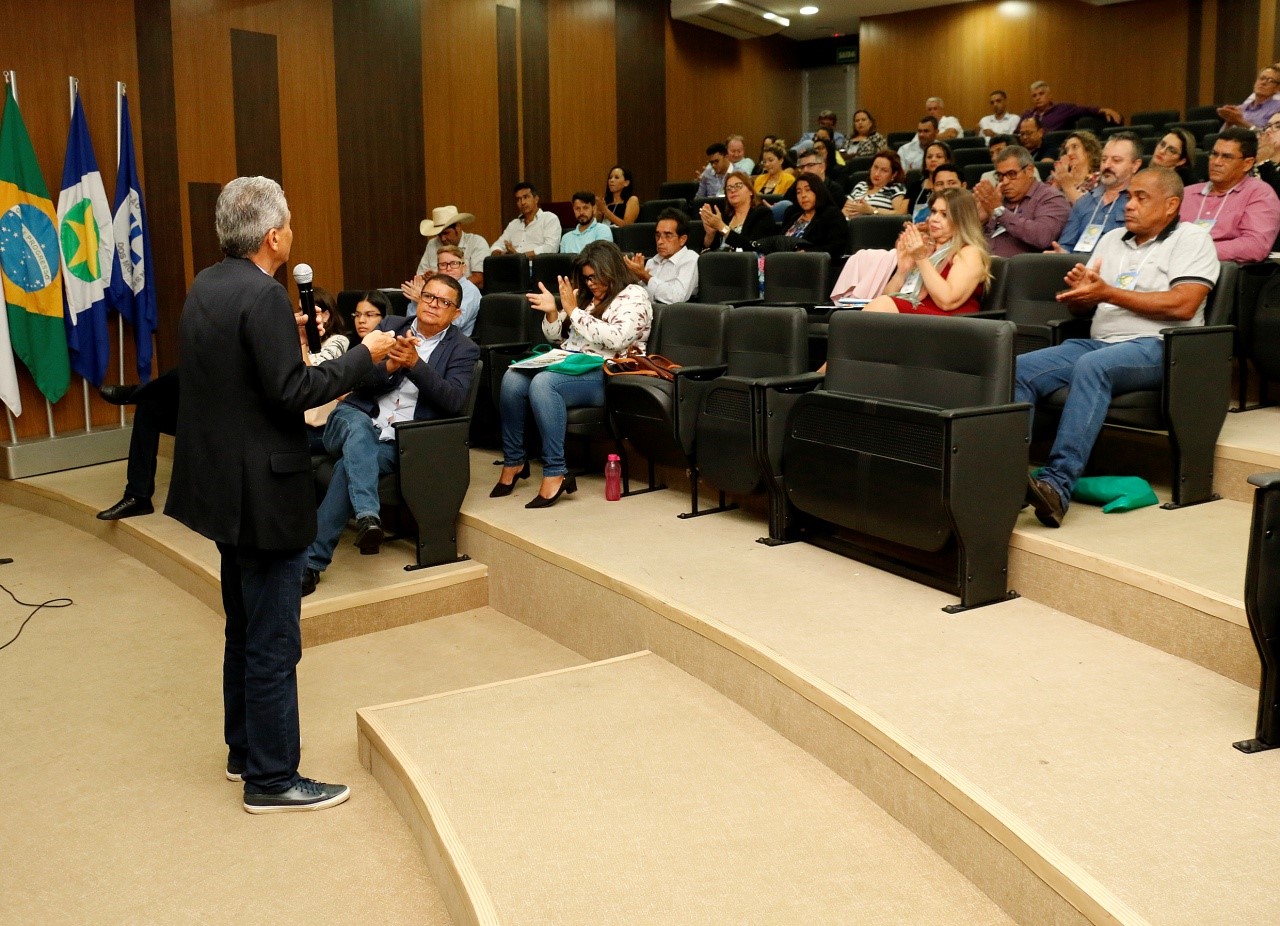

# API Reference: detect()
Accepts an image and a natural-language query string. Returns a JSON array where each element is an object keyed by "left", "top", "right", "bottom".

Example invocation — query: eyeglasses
[
  {"left": 798, "top": 162, "right": 821, "bottom": 171},
  {"left": 724, "top": 183, "right": 748, "bottom": 193},
  {"left": 994, "top": 168, "right": 1026, "bottom": 182},
  {"left": 1154, "top": 140, "right": 1183, "bottom": 155},
  {"left": 1265, "top": 122, "right": 1280, "bottom": 133},
  {"left": 1208, "top": 150, "right": 1244, "bottom": 161},
  {"left": 421, "top": 292, "right": 459, "bottom": 311},
  {"left": 654, "top": 231, "right": 681, "bottom": 240},
  {"left": 437, "top": 259, "right": 465, "bottom": 270},
  {"left": 580, "top": 271, "right": 599, "bottom": 283},
  {"left": 1259, "top": 75, "right": 1280, "bottom": 85}
]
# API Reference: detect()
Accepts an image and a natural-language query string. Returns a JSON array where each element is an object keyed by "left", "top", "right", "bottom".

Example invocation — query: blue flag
[
  {"left": 57, "top": 91, "right": 114, "bottom": 387},
  {"left": 107, "top": 93, "right": 156, "bottom": 382}
]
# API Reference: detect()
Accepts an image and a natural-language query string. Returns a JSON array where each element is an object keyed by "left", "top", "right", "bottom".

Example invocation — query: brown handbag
[{"left": 603, "top": 350, "right": 681, "bottom": 382}]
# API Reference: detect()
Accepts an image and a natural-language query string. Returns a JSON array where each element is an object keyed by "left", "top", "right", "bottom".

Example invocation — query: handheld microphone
[{"left": 293, "top": 263, "right": 322, "bottom": 354}]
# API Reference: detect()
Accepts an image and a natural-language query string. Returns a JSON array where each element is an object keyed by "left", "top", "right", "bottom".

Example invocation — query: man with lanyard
[
  {"left": 1178, "top": 126, "right": 1280, "bottom": 263},
  {"left": 1053, "top": 133, "right": 1143, "bottom": 255},
  {"left": 973, "top": 145, "right": 1070, "bottom": 257},
  {"left": 1018, "top": 167, "right": 1219, "bottom": 527}
]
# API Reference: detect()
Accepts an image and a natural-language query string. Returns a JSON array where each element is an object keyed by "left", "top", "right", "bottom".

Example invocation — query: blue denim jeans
[
  {"left": 305, "top": 404, "right": 397, "bottom": 572},
  {"left": 219, "top": 542, "right": 306, "bottom": 793},
  {"left": 1014, "top": 337, "right": 1164, "bottom": 508},
  {"left": 499, "top": 367, "right": 605, "bottom": 477}
]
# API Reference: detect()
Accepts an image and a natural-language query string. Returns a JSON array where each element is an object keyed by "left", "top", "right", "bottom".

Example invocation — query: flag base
[{"left": 1, "top": 425, "right": 132, "bottom": 480}]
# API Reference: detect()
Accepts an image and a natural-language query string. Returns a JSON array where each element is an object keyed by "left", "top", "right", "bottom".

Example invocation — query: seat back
[
  {"left": 886, "top": 131, "right": 915, "bottom": 149},
  {"left": 763, "top": 252, "right": 830, "bottom": 306},
  {"left": 963, "top": 163, "right": 990, "bottom": 188},
  {"left": 1108, "top": 123, "right": 1155, "bottom": 139},
  {"left": 981, "top": 255, "right": 1008, "bottom": 313},
  {"left": 994, "top": 252, "right": 1080, "bottom": 353},
  {"left": 1184, "top": 104, "right": 1218, "bottom": 123},
  {"left": 948, "top": 135, "right": 987, "bottom": 151},
  {"left": 953, "top": 148, "right": 991, "bottom": 170},
  {"left": 657, "top": 181, "right": 698, "bottom": 202},
  {"left": 483, "top": 253, "right": 531, "bottom": 294},
  {"left": 844, "top": 170, "right": 870, "bottom": 191},
  {"left": 639, "top": 198, "right": 686, "bottom": 223},
  {"left": 1206, "top": 260, "right": 1241, "bottom": 327},
  {"left": 649, "top": 302, "right": 730, "bottom": 366},
  {"left": 531, "top": 253, "right": 576, "bottom": 292},
  {"left": 724, "top": 305, "right": 810, "bottom": 377},
  {"left": 614, "top": 222, "right": 657, "bottom": 257},
  {"left": 825, "top": 312, "right": 1015, "bottom": 408},
  {"left": 1170, "top": 119, "right": 1218, "bottom": 142},
  {"left": 473, "top": 293, "right": 539, "bottom": 345},
  {"left": 846, "top": 155, "right": 876, "bottom": 173},
  {"left": 847, "top": 214, "right": 908, "bottom": 254},
  {"left": 697, "top": 251, "right": 759, "bottom": 304},
  {"left": 1130, "top": 110, "right": 1179, "bottom": 132}
]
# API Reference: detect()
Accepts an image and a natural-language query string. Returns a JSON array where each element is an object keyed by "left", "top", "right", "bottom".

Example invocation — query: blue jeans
[
  {"left": 1014, "top": 337, "right": 1164, "bottom": 507},
  {"left": 305, "top": 405, "right": 397, "bottom": 572},
  {"left": 219, "top": 542, "right": 306, "bottom": 793},
  {"left": 499, "top": 367, "right": 605, "bottom": 477}
]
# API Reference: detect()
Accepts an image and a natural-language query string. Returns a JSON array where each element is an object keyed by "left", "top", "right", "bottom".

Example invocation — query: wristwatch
[{"left": 992, "top": 206, "right": 1006, "bottom": 219}]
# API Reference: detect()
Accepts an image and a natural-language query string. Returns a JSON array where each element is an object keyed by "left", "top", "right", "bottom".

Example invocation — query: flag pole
[
  {"left": 68, "top": 77, "right": 92, "bottom": 435},
  {"left": 116, "top": 82, "right": 126, "bottom": 426},
  {"left": 3, "top": 73, "right": 19, "bottom": 443}
]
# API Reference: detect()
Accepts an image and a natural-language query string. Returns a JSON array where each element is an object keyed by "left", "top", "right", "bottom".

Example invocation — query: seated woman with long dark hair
[
  {"left": 596, "top": 165, "right": 640, "bottom": 228},
  {"left": 494, "top": 240, "right": 652, "bottom": 508},
  {"left": 863, "top": 187, "right": 991, "bottom": 316},
  {"left": 778, "top": 172, "right": 848, "bottom": 260},
  {"left": 700, "top": 170, "right": 778, "bottom": 250}
]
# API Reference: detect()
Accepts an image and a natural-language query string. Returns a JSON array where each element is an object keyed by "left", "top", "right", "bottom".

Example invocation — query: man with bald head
[{"left": 1016, "top": 167, "right": 1220, "bottom": 527}]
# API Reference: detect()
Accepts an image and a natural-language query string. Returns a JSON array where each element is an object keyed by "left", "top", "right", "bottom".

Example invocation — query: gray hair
[
  {"left": 1029, "top": 80, "right": 1050, "bottom": 92},
  {"left": 215, "top": 176, "right": 289, "bottom": 258},
  {"left": 996, "top": 145, "right": 1035, "bottom": 169},
  {"left": 926, "top": 96, "right": 943, "bottom": 106}
]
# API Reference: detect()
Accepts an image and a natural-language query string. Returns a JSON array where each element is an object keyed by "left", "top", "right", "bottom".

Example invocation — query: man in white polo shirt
[{"left": 1016, "top": 167, "right": 1220, "bottom": 527}]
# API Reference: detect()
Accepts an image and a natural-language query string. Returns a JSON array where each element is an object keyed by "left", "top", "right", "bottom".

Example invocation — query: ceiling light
[
  {"left": 800, "top": 5, "right": 819, "bottom": 13},
  {"left": 762, "top": 11, "right": 776, "bottom": 19}
]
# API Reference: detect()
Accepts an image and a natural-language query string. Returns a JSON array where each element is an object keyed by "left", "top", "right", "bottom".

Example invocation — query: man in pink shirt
[{"left": 1179, "top": 127, "right": 1280, "bottom": 263}]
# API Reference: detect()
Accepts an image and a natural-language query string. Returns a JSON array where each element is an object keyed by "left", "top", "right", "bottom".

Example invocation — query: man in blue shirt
[
  {"left": 1054, "top": 133, "right": 1143, "bottom": 255},
  {"left": 560, "top": 191, "right": 614, "bottom": 254}
]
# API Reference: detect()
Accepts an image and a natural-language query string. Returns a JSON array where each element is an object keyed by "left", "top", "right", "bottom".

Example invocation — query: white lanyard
[
  {"left": 1114, "top": 237, "right": 1160, "bottom": 291},
  {"left": 1194, "top": 184, "right": 1238, "bottom": 227}
]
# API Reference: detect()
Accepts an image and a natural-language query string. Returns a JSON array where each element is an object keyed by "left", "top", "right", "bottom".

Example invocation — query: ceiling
[{"left": 765, "top": 0, "right": 979, "bottom": 40}]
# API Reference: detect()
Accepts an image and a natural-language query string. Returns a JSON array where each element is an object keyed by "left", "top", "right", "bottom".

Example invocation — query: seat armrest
[
  {"left": 483, "top": 340, "right": 535, "bottom": 357},
  {"left": 1248, "top": 472, "right": 1280, "bottom": 490},
  {"left": 937, "top": 401, "right": 1032, "bottom": 420},
  {"left": 751, "top": 372, "right": 825, "bottom": 393},
  {"left": 674, "top": 364, "right": 729, "bottom": 382},
  {"left": 968, "top": 309, "right": 1008, "bottom": 320},
  {"left": 1161, "top": 323, "right": 1235, "bottom": 339},
  {"left": 751, "top": 375, "right": 825, "bottom": 477},
  {"left": 393, "top": 416, "right": 469, "bottom": 433},
  {"left": 725, "top": 297, "right": 764, "bottom": 307},
  {"left": 1048, "top": 315, "right": 1091, "bottom": 343}
]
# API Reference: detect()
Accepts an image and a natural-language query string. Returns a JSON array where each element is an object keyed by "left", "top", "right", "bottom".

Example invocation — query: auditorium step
[
  {"left": 0, "top": 457, "right": 487, "bottom": 646},
  {"left": 358, "top": 651, "right": 1018, "bottom": 926}
]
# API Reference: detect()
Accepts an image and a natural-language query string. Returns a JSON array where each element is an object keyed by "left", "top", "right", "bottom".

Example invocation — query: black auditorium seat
[
  {"left": 639, "top": 198, "right": 687, "bottom": 223},
  {"left": 614, "top": 222, "right": 657, "bottom": 258},
  {"left": 483, "top": 253, "right": 531, "bottom": 294},
  {"left": 469, "top": 293, "right": 544, "bottom": 447},
  {"left": 697, "top": 251, "right": 760, "bottom": 304},
  {"left": 886, "top": 131, "right": 916, "bottom": 149},
  {"left": 953, "top": 148, "right": 992, "bottom": 170},
  {"left": 762, "top": 252, "right": 830, "bottom": 308},
  {"left": 948, "top": 135, "right": 987, "bottom": 150},
  {"left": 606, "top": 302, "right": 730, "bottom": 494},
  {"left": 758, "top": 312, "right": 1028, "bottom": 611},
  {"left": 657, "top": 181, "right": 698, "bottom": 202},
  {"left": 531, "top": 253, "right": 576, "bottom": 292},
  {"left": 680, "top": 305, "right": 809, "bottom": 517},
  {"left": 1169, "top": 119, "right": 1218, "bottom": 143},
  {"left": 1184, "top": 105, "right": 1218, "bottom": 123},
  {"left": 1130, "top": 110, "right": 1179, "bottom": 132},
  {"left": 847, "top": 214, "right": 909, "bottom": 254},
  {"left": 1235, "top": 471, "right": 1280, "bottom": 752},
  {"left": 1236, "top": 264, "right": 1280, "bottom": 410},
  {"left": 978, "top": 252, "right": 1081, "bottom": 354}
]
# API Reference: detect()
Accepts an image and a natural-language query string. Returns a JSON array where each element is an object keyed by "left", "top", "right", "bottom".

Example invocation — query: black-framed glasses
[
  {"left": 437, "top": 259, "right": 465, "bottom": 270},
  {"left": 421, "top": 292, "right": 459, "bottom": 311},
  {"left": 994, "top": 168, "right": 1026, "bottom": 182}
]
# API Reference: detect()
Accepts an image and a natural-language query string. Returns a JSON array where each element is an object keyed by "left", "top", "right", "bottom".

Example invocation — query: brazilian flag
[{"left": 0, "top": 83, "right": 69, "bottom": 404}]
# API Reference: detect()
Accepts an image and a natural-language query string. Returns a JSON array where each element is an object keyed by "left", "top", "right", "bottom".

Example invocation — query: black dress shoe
[
  {"left": 99, "top": 384, "right": 140, "bottom": 405},
  {"left": 354, "top": 516, "right": 383, "bottom": 555},
  {"left": 1026, "top": 475, "right": 1066, "bottom": 528},
  {"left": 525, "top": 473, "right": 577, "bottom": 509},
  {"left": 301, "top": 567, "right": 321, "bottom": 597},
  {"left": 489, "top": 461, "right": 531, "bottom": 498},
  {"left": 96, "top": 496, "right": 154, "bottom": 520}
]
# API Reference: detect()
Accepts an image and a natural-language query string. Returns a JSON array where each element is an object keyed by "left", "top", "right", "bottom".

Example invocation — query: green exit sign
[{"left": 836, "top": 46, "right": 858, "bottom": 64}]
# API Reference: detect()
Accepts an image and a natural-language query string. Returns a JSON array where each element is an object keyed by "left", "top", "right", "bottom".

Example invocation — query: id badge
[
  {"left": 1115, "top": 271, "right": 1138, "bottom": 291},
  {"left": 990, "top": 224, "right": 1007, "bottom": 238},
  {"left": 1195, "top": 218, "right": 1216, "bottom": 230},
  {"left": 1074, "top": 223, "right": 1103, "bottom": 252},
  {"left": 900, "top": 274, "right": 920, "bottom": 297}
]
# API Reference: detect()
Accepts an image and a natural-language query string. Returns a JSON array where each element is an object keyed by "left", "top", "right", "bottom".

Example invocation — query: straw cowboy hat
[{"left": 420, "top": 205, "right": 476, "bottom": 237}]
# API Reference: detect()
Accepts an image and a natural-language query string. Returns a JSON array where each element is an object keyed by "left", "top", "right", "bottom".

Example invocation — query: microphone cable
[{"left": 0, "top": 579, "right": 73, "bottom": 652}]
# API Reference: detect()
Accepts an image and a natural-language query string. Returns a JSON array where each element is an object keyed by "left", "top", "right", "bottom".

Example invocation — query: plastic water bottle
[{"left": 604, "top": 454, "right": 622, "bottom": 501}]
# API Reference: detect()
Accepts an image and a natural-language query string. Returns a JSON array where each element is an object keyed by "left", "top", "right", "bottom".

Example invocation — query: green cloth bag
[{"left": 1070, "top": 475, "right": 1159, "bottom": 513}]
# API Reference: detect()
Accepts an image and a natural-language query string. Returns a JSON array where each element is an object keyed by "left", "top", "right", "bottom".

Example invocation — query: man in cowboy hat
[{"left": 416, "top": 204, "right": 489, "bottom": 288}]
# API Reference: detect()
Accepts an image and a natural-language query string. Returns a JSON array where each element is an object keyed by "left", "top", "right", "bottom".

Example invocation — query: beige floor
[
  {"left": 0, "top": 502, "right": 584, "bottom": 926},
  {"left": 1217, "top": 405, "right": 1280, "bottom": 466},
  {"left": 460, "top": 451, "right": 1280, "bottom": 926},
  {"left": 365, "top": 652, "right": 1016, "bottom": 926}
]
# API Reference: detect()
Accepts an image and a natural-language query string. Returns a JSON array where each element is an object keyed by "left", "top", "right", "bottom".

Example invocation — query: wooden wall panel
[
  {"left": 230, "top": 30, "right": 284, "bottom": 184},
  {"left": 859, "top": 0, "right": 1189, "bottom": 137},
  {"left": 423, "top": 0, "right": 506, "bottom": 247},
  {"left": 615, "top": 0, "right": 666, "bottom": 201},
  {"left": 1216, "top": 0, "right": 1261, "bottom": 104},
  {"left": 1, "top": 0, "right": 142, "bottom": 438},
  {"left": 520, "top": 0, "right": 552, "bottom": 197},
  {"left": 548, "top": 0, "right": 615, "bottom": 202},
  {"left": 664, "top": 20, "right": 802, "bottom": 186}
]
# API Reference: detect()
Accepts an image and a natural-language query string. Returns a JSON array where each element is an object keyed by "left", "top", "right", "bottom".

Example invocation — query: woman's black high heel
[
  {"left": 489, "top": 461, "right": 531, "bottom": 498},
  {"left": 524, "top": 473, "right": 577, "bottom": 509}
]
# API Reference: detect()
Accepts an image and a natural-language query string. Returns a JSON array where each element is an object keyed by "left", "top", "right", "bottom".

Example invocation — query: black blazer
[
  {"left": 780, "top": 204, "right": 849, "bottom": 260},
  {"left": 342, "top": 314, "right": 480, "bottom": 422},
  {"left": 166, "top": 257, "right": 375, "bottom": 551},
  {"left": 707, "top": 203, "right": 778, "bottom": 251}
]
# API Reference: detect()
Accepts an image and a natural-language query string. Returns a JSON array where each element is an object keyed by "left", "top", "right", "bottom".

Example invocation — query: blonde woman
[{"left": 863, "top": 187, "right": 991, "bottom": 315}]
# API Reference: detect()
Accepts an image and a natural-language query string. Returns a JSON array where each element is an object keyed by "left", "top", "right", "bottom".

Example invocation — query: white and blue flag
[{"left": 107, "top": 93, "right": 156, "bottom": 382}]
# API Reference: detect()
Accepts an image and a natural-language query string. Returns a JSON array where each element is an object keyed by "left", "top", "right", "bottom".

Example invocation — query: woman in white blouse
[{"left": 494, "top": 241, "right": 652, "bottom": 508}]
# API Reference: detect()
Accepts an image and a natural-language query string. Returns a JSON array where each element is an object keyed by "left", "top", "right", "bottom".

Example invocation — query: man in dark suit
[
  {"left": 166, "top": 176, "right": 395, "bottom": 814},
  {"left": 301, "top": 273, "right": 479, "bottom": 594}
]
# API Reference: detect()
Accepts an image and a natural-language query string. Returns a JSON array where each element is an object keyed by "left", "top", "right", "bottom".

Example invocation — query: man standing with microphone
[{"left": 166, "top": 177, "right": 395, "bottom": 813}]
